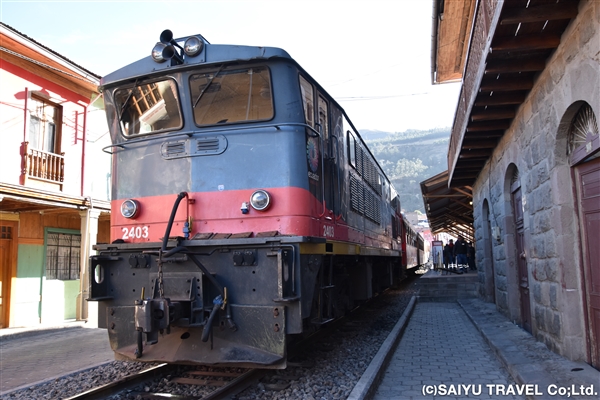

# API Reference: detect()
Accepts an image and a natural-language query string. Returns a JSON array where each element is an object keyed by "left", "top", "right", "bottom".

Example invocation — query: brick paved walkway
[
  {"left": 0, "top": 327, "right": 113, "bottom": 393},
  {"left": 373, "top": 302, "right": 524, "bottom": 400}
]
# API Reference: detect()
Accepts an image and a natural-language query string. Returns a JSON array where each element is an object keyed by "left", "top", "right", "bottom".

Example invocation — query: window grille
[{"left": 46, "top": 232, "right": 81, "bottom": 280}]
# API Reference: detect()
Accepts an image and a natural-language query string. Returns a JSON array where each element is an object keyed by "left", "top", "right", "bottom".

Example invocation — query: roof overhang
[
  {"left": 431, "top": 0, "right": 477, "bottom": 84},
  {"left": 0, "top": 183, "right": 110, "bottom": 216},
  {"left": 434, "top": 0, "right": 580, "bottom": 187},
  {"left": 423, "top": 0, "right": 579, "bottom": 236},
  {"left": 0, "top": 23, "right": 100, "bottom": 99}
]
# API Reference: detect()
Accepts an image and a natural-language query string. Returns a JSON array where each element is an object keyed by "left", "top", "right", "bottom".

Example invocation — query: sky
[{"left": 0, "top": 0, "right": 461, "bottom": 133}]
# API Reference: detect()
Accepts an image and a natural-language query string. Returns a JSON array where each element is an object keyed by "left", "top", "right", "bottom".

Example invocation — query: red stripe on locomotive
[{"left": 111, "top": 187, "right": 356, "bottom": 243}]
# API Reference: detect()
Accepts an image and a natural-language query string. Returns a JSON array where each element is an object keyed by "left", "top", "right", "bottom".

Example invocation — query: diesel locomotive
[{"left": 89, "top": 30, "right": 424, "bottom": 368}]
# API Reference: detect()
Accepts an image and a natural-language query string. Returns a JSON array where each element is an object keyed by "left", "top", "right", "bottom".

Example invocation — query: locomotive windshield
[
  {"left": 115, "top": 79, "right": 182, "bottom": 136},
  {"left": 190, "top": 67, "right": 273, "bottom": 126}
]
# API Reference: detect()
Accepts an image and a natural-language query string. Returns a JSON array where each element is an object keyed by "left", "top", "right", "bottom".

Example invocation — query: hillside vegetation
[{"left": 361, "top": 128, "right": 450, "bottom": 213}]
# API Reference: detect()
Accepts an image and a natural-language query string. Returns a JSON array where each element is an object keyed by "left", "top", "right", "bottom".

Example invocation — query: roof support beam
[
  {"left": 480, "top": 77, "right": 533, "bottom": 91},
  {"left": 461, "top": 139, "right": 499, "bottom": 149},
  {"left": 467, "top": 120, "right": 512, "bottom": 131},
  {"left": 492, "top": 34, "right": 561, "bottom": 52},
  {"left": 485, "top": 58, "right": 546, "bottom": 74},
  {"left": 475, "top": 92, "right": 527, "bottom": 106},
  {"left": 471, "top": 108, "right": 516, "bottom": 121},
  {"left": 459, "top": 151, "right": 491, "bottom": 159},
  {"left": 500, "top": 2, "right": 579, "bottom": 25}
]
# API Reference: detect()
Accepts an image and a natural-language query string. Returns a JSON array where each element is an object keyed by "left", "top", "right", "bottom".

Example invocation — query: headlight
[
  {"left": 151, "top": 43, "right": 168, "bottom": 63},
  {"left": 184, "top": 36, "right": 204, "bottom": 57},
  {"left": 249, "top": 190, "right": 271, "bottom": 211},
  {"left": 120, "top": 199, "right": 139, "bottom": 218}
]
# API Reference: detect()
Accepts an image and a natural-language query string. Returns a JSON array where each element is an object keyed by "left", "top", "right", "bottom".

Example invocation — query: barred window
[{"left": 46, "top": 232, "right": 81, "bottom": 280}]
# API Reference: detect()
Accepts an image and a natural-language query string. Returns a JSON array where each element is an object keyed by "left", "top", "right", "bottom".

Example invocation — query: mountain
[{"left": 362, "top": 127, "right": 450, "bottom": 214}]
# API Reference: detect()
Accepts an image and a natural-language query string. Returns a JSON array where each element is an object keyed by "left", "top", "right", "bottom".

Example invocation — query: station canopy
[{"left": 420, "top": 170, "right": 473, "bottom": 242}]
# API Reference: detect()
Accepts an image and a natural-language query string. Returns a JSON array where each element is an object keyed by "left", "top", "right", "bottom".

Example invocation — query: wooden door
[
  {"left": 485, "top": 208, "right": 496, "bottom": 302},
  {"left": 575, "top": 157, "right": 600, "bottom": 368},
  {"left": 0, "top": 226, "right": 14, "bottom": 328},
  {"left": 511, "top": 182, "right": 531, "bottom": 333}
]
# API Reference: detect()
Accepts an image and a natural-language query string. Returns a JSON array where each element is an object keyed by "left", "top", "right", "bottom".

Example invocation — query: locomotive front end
[{"left": 88, "top": 30, "right": 316, "bottom": 368}]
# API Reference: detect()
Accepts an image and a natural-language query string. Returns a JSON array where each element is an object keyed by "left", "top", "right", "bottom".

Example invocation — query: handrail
[
  {"left": 331, "top": 134, "right": 343, "bottom": 221},
  {"left": 316, "top": 122, "right": 326, "bottom": 218},
  {"left": 102, "top": 122, "right": 320, "bottom": 154}
]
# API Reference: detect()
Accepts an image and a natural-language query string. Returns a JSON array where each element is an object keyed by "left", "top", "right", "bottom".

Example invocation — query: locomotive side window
[
  {"left": 318, "top": 95, "right": 329, "bottom": 138},
  {"left": 115, "top": 79, "right": 182, "bottom": 136},
  {"left": 348, "top": 131, "right": 356, "bottom": 168},
  {"left": 190, "top": 67, "right": 273, "bottom": 126},
  {"left": 299, "top": 76, "right": 314, "bottom": 128}
]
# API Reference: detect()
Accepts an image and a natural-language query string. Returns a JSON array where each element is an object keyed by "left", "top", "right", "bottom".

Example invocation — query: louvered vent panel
[
  {"left": 355, "top": 143, "right": 364, "bottom": 177},
  {"left": 365, "top": 189, "right": 375, "bottom": 222},
  {"left": 367, "top": 159, "right": 374, "bottom": 189},
  {"left": 196, "top": 138, "right": 220, "bottom": 152},
  {"left": 167, "top": 142, "right": 185, "bottom": 153},
  {"left": 363, "top": 188, "right": 381, "bottom": 224},
  {"left": 161, "top": 140, "right": 188, "bottom": 159},
  {"left": 350, "top": 174, "right": 361, "bottom": 213}
]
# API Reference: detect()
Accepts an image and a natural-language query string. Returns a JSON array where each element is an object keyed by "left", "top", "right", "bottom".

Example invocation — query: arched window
[{"left": 568, "top": 104, "right": 599, "bottom": 165}]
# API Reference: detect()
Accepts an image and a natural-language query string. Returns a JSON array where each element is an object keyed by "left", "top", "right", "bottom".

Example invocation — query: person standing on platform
[
  {"left": 454, "top": 236, "right": 468, "bottom": 273},
  {"left": 444, "top": 239, "right": 455, "bottom": 271},
  {"left": 467, "top": 241, "right": 476, "bottom": 271}
]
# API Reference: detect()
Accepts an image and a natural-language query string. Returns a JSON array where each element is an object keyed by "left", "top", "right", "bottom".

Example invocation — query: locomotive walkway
[{"left": 1, "top": 270, "right": 599, "bottom": 398}]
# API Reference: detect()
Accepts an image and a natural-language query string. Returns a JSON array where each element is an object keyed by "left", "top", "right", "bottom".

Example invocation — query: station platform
[
  {"left": 349, "top": 276, "right": 600, "bottom": 399},
  {"left": 0, "top": 321, "right": 114, "bottom": 395}
]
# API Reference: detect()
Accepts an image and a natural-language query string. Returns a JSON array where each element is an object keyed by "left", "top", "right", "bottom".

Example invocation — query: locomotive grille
[
  {"left": 350, "top": 173, "right": 381, "bottom": 224},
  {"left": 364, "top": 189, "right": 381, "bottom": 224},
  {"left": 355, "top": 142, "right": 364, "bottom": 177},
  {"left": 195, "top": 137, "right": 220, "bottom": 153},
  {"left": 354, "top": 142, "right": 382, "bottom": 195},
  {"left": 161, "top": 136, "right": 227, "bottom": 159},
  {"left": 161, "top": 141, "right": 187, "bottom": 158},
  {"left": 350, "top": 174, "right": 364, "bottom": 215}
]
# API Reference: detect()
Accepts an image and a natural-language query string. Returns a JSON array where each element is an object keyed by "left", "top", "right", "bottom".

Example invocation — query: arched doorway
[{"left": 568, "top": 103, "right": 600, "bottom": 368}]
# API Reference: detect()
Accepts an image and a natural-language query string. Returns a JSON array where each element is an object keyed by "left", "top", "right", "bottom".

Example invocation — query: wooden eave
[
  {"left": 447, "top": 0, "right": 580, "bottom": 187},
  {"left": 0, "top": 24, "right": 100, "bottom": 99},
  {"left": 432, "top": 0, "right": 477, "bottom": 83},
  {"left": 0, "top": 182, "right": 110, "bottom": 216},
  {"left": 420, "top": 170, "right": 474, "bottom": 242}
]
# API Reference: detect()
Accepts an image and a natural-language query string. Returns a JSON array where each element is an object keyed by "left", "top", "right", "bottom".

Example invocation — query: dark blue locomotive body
[{"left": 89, "top": 30, "right": 423, "bottom": 368}]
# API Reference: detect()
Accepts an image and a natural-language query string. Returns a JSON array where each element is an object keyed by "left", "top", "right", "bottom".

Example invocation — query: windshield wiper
[
  {"left": 193, "top": 65, "right": 225, "bottom": 108},
  {"left": 119, "top": 79, "right": 139, "bottom": 121}
]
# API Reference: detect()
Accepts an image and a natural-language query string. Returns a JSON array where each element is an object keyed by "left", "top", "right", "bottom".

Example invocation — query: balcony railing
[{"left": 22, "top": 142, "right": 65, "bottom": 189}]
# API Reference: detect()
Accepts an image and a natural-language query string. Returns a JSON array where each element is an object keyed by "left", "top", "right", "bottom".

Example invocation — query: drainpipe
[
  {"left": 80, "top": 104, "right": 87, "bottom": 197},
  {"left": 23, "top": 87, "right": 28, "bottom": 142},
  {"left": 81, "top": 93, "right": 103, "bottom": 196}
]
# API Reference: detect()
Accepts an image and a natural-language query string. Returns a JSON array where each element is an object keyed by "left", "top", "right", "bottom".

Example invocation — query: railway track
[
  {"left": 64, "top": 364, "right": 263, "bottom": 400},
  {"left": 10, "top": 275, "right": 418, "bottom": 400}
]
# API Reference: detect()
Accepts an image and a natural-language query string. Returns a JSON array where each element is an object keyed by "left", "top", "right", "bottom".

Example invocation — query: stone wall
[{"left": 472, "top": 0, "right": 599, "bottom": 362}]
